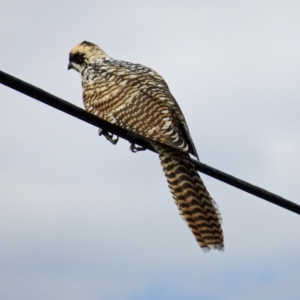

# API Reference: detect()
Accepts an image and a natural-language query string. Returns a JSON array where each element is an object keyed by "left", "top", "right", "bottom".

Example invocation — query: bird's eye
[{"left": 71, "top": 52, "right": 85, "bottom": 65}]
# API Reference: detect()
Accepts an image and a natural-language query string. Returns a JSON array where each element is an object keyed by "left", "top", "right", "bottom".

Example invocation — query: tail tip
[{"left": 200, "top": 243, "right": 224, "bottom": 253}]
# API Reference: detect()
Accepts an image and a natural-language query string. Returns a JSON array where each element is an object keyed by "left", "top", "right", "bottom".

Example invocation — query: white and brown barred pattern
[
  {"left": 69, "top": 41, "right": 224, "bottom": 251},
  {"left": 152, "top": 142, "right": 223, "bottom": 251}
]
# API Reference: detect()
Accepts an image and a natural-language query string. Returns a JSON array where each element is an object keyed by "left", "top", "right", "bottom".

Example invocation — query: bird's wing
[{"left": 83, "top": 61, "right": 198, "bottom": 158}]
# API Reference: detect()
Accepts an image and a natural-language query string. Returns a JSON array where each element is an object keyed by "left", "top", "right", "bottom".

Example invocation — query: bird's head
[{"left": 68, "top": 41, "right": 108, "bottom": 74}]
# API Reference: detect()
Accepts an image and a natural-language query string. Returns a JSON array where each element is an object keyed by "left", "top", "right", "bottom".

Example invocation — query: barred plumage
[{"left": 68, "top": 41, "right": 224, "bottom": 251}]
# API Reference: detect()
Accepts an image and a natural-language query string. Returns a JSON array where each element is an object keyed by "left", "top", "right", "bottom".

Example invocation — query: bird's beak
[{"left": 68, "top": 62, "right": 73, "bottom": 70}]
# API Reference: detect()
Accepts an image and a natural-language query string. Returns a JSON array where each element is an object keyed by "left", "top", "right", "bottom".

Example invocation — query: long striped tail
[{"left": 152, "top": 142, "right": 224, "bottom": 251}]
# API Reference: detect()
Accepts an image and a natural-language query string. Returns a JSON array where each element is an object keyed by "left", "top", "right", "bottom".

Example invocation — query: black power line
[{"left": 0, "top": 69, "right": 299, "bottom": 215}]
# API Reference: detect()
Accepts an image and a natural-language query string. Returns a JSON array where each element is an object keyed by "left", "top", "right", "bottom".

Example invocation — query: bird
[{"left": 68, "top": 41, "right": 224, "bottom": 251}]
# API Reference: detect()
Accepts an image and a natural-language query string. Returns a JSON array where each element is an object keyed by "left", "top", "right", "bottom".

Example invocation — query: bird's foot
[
  {"left": 98, "top": 128, "right": 119, "bottom": 145},
  {"left": 130, "top": 143, "right": 146, "bottom": 153}
]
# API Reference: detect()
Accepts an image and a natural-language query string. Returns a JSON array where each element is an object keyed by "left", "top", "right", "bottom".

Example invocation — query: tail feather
[{"left": 152, "top": 142, "right": 224, "bottom": 251}]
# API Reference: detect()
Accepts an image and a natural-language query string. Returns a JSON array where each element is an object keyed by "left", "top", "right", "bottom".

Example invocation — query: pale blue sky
[{"left": 1, "top": 1, "right": 300, "bottom": 299}]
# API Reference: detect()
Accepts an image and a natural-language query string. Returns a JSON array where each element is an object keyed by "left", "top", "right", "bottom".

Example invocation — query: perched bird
[{"left": 68, "top": 41, "right": 224, "bottom": 251}]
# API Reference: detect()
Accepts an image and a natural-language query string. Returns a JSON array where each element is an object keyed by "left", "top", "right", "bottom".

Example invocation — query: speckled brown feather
[{"left": 69, "top": 41, "right": 224, "bottom": 251}]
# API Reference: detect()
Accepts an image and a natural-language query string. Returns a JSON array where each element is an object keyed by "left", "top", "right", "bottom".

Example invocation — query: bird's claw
[
  {"left": 98, "top": 128, "right": 119, "bottom": 145},
  {"left": 130, "top": 143, "right": 146, "bottom": 153}
]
